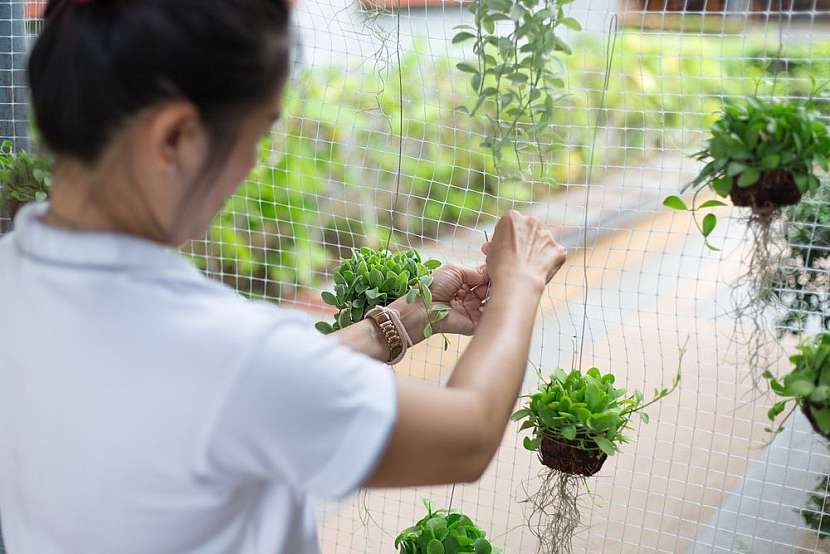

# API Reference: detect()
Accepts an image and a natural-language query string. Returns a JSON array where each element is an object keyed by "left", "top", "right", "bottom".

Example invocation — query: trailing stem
[{"left": 523, "top": 469, "right": 587, "bottom": 554}]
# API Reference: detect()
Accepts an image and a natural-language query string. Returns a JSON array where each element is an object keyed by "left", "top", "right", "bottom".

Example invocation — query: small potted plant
[
  {"left": 802, "top": 474, "right": 830, "bottom": 540},
  {"left": 0, "top": 140, "right": 52, "bottom": 227},
  {"left": 664, "top": 95, "right": 830, "bottom": 247},
  {"left": 394, "top": 500, "right": 499, "bottom": 554},
  {"left": 764, "top": 332, "right": 830, "bottom": 440},
  {"left": 315, "top": 247, "right": 448, "bottom": 339},
  {"left": 512, "top": 366, "right": 679, "bottom": 553}
]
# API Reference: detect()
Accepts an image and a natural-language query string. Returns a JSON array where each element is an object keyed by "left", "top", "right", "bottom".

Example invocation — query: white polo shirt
[{"left": 0, "top": 203, "right": 397, "bottom": 554}]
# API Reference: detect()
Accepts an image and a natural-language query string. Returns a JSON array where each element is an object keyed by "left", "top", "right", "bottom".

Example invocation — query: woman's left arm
[{"left": 331, "top": 265, "right": 489, "bottom": 362}]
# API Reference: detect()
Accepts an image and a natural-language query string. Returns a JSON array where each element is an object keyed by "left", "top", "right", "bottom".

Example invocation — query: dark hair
[{"left": 28, "top": 0, "right": 293, "bottom": 164}]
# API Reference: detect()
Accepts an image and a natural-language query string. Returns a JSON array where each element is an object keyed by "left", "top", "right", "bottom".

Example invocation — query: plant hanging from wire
[
  {"left": 663, "top": 92, "right": 830, "bottom": 383},
  {"left": 453, "top": 0, "right": 579, "bottom": 184},
  {"left": 394, "top": 499, "right": 500, "bottom": 554},
  {"left": 511, "top": 366, "right": 680, "bottom": 554}
]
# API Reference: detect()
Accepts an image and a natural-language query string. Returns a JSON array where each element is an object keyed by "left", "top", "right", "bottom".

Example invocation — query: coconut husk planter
[
  {"left": 802, "top": 403, "right": 830, "bottom": 442},
  {"left": 730, "top": 170, "right": 802, "bottom": 216},
  {"left": 540, "top": 435, "right": 607, "bottom": 477}
]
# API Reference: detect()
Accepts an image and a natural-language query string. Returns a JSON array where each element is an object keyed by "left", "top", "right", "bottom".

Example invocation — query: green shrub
[
  {"left": 315, "top": 247, "right": 446, "bottom": 338},
  {"left": 664, "top": 96, "right": 830, "bottom": 246},
  {"left": 512, "top": 367, "right": 679, "bottom": 457},
  {"left": 394, "top": 500, "right": 499, "bottom": 554},
  {"left": 0, "top": 140, "right": 52, "bottom": 218},
  {"left": 764, "top": 332, "right": 830, "bottom": 437}
]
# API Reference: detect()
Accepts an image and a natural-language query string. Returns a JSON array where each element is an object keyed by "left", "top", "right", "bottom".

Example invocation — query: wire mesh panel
[{"left": 4, "top": 0, "right": 830, "bottom": 553}]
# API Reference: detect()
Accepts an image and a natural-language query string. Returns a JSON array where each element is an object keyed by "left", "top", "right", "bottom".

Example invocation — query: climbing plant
[{"left": 453, "top": 0, "right": 578, "bottom": 183}]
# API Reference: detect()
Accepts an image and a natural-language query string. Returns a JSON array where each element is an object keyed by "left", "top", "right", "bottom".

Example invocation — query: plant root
[
  {"left": 522, "top": 468, "right": 588, "bottom": 554},
  {"left": 729, "top": 213, "right": 790, "bottom": 386}
]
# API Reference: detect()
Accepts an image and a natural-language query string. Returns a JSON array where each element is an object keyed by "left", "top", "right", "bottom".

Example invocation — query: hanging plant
[
  {"left": 764, "top": 332, "right": 830, "bottom": 440},
  {"left": 511, "top": 366, "right": 679, "bottom": 553},
  {"left": 0, "top": 140, "right": 52, "bottom": 226},
  {"left": 315, "top": 247, "right": 448, "bottom": 340},
  {"left": 664, "top": 95, "right": 830, "bottom": 249},
  {"left": 664, "top": 95, "right": 830, "bottom": 383},
  {"left": 394, "top": 499, "right": 500, "bottom": 554},
  {"left": 452, "top": 0, "right": 578, "bottom": 183},
  {"left": 802, "top": 473, "right": 830, "bottom": 540}
]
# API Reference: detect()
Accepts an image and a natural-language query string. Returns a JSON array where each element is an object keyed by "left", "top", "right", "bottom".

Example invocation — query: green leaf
[
  {"left": 639, "top": 412, "right": 650, "bottom": 423},
  {"left": 737, "top": 168, "right": 761, "bottom": 188},
  {"left": 767, "top": 400, "right": 788, "bottom": 421},
  {"left": 698, "top": 199, "right": 727, "bottom": 209},
  {"left": 473, "top": 538, "right": 492, "bottom": 554},
  {"left": 456, "top": 62, "right": 479, "bottom": 74},
  {"left": 560, "top": 17, "right": 582, "bottom": 30},
  {"left": 727, "top": 161, "right": 747, "bottom": 177},
  {"left": 321, "top": 291, "right": 338, "bottom": 306},
  {"left": 561, "top": 425, "right": 576, "bottom": 440},
  {"left": 594, "top": 436, "right": 616, "bottom": 457},
  {"left": 663, "top": 195, "right": 688, "bottom": 211},
  {"left": 315, "top": 321, "right": 334, "bottom": 334},
  {"left": 427, "top": 538, "right": 445, "bottom": 554},
  {"left": 761, "top": 153, "right": 780, "bottom": 169},
  {"left": 407, "top": 288, "right": 419, "bottom": 304},
  {"left": 452, "top": 32, "right": 476, "bottom": 44},
  {"left": 425, "top": 259, "right": 442, "bottom": 270},
  {"left": 424, "top": 323, "right": 434, "bottom": 339},
  {"left": 702, "top": 213, "right": 717, "bottom": 238},
  {"left": 712, "top": 177, "right": 732, "bottom": 197},
  {"left": 812, "top": 408, "right": 830, "bottom": 434}
]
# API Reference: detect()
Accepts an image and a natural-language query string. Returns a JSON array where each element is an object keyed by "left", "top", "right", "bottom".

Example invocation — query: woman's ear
[{"left": 140, "top": 101, "right": 209, "bottom": 184}]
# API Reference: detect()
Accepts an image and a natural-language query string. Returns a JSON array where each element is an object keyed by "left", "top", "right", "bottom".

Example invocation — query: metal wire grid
[{"left": 2, "top": 0, "right": 830, "bottom": 553}]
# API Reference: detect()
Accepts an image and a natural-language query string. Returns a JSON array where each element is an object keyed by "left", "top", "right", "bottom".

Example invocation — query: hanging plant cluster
[
  {"left": 315, "top": 247, "right": 448, "bottom": 339},
  {"left": 453, "top": 0, "right": 579, "bottom": 183},
  {"left": 394, "top": 500, "right": 499, "bottom": 554},
  {"left": 664, "top": 95, "right": 830, "bottom": 249},
  {"left": 511, "top": 366, "right": 679, "bottom": 553}
]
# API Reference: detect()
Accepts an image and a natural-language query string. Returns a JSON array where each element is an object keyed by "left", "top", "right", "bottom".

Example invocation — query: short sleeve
[{"left": 203, "top": 318, "right": 397, "bottom": 500}]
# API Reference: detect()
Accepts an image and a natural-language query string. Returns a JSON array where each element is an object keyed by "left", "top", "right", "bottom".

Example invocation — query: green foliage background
[{"left": 186, "top": 34, "right": 830, "bottom": 300}]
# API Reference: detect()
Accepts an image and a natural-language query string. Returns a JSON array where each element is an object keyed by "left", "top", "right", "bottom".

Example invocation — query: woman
[{"left": 0, "top": 1, "right": 566, "bottom": 552}]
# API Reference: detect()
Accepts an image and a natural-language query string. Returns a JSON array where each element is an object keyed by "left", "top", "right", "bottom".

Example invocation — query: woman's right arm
[{"left": 366, "top": 211, "right": 566, "bottom": 487}]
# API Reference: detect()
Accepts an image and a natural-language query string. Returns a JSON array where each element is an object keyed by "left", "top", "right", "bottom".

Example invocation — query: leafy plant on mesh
[
  {"left": 664, "top": 95, "right": 830, "bottom": 385},
  {"left": 664, "top": 95, "right": 830, "bottom": 250},
  {"left": 0, "top": 140, "right": 52, "bottom": 223},
  {"left": 315, "top": 248, "right": 448, "bottom": 340},
  {"left": 511, "top": 366, "right": 679, "bottom": 554},
  {"left": 764, "top": 332, "right": 830, "bottom": 440},
  {"left": 802, "top": 474, "right": 830, "bottom": 539},
  {"left": 453, "top": 0, "right": 577, "bottom": 183},
  {"left": 394, "top": 500, "right": 499, "bottom": 554}
]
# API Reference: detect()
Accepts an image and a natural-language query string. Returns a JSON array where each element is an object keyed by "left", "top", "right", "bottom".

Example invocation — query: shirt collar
[{"left": 12, "top": 202, "right": 202, "bottom": 276}]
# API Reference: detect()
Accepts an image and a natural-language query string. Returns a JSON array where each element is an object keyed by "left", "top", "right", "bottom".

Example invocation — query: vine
[{"left": 453, "top": 0, "right": 578, "bottom": 184}]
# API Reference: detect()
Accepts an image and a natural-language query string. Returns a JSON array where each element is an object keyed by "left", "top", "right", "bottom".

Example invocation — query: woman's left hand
[{"left": 427, "top": 264, "right": 490, "bottom": 336}]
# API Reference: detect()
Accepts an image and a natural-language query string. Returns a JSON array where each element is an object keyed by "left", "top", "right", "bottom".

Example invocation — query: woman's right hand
[{"left": 484, "top": 210, "right": 567, "bottom": 292}]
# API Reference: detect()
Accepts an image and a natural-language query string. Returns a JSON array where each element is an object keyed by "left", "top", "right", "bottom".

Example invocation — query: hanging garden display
[
  {"left": 394, "top": 500, "right": 499, "bottom": 554},
  {"left": 511, "top": 367, "right": 679, "bottom": 553}
]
